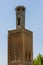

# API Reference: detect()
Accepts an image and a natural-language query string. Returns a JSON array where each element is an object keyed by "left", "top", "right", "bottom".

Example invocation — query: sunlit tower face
[{"left": 15, "top": 6, "right": 25, "bottom": 29}]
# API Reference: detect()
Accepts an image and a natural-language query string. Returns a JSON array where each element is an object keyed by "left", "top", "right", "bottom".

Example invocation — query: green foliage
[{"left": 33, "top": 54, "right": 43, "bottom": 65}]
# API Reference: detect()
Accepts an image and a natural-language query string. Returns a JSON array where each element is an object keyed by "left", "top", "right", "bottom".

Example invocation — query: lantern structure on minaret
[{"left": 16, "top": 6, "right": 25, "bottom": 29}]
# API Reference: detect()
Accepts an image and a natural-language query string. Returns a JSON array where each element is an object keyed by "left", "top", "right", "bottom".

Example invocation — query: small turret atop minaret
[{"left": 15, "top": 6, "right": 25, "bottom": 29}]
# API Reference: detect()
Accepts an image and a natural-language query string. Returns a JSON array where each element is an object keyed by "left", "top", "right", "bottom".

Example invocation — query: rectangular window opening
[{"left": 18, "top": 18, "right": 20, "bottom": 25}]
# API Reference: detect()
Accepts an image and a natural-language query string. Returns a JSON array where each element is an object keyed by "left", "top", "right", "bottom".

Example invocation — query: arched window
[
  {"left": 28, "top": 53, "right": 31, "bottom": 61},
  {"left": 25, "top": 49, "right": 28, "bottom": 61},
  {"left": 25, "top": 49, "right": 31, "bottom": 62}
]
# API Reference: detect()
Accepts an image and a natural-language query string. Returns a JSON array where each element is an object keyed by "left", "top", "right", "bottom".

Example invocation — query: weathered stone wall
[{"left": 8, "top": 29, "right": 33, "bottom": 65}]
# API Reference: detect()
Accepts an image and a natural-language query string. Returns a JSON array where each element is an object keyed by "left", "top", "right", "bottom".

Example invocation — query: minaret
[
  {"left": 8, "top": 6, "right": 33, "bottom": 65},
  {"left": 16, "top": 6, "right": 25, "bottom": 29}
]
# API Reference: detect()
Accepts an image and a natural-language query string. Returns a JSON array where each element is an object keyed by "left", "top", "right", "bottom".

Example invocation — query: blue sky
[{"left": 0, "top": 0, "right": 43, "bottom": 65}]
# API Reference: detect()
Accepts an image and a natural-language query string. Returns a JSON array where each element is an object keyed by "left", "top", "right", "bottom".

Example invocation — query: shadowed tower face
[{"left": 8, "top": 6, "right": 33, "bottom": 65}]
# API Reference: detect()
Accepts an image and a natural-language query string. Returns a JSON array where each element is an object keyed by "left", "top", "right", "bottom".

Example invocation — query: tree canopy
[{"left": 33, "top": 54, "right": 43, "bottom": 65}]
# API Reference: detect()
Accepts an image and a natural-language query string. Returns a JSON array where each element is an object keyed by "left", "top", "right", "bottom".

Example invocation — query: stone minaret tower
[{"left": 8, "top": 6, "right": 33, "bottom": 65}]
